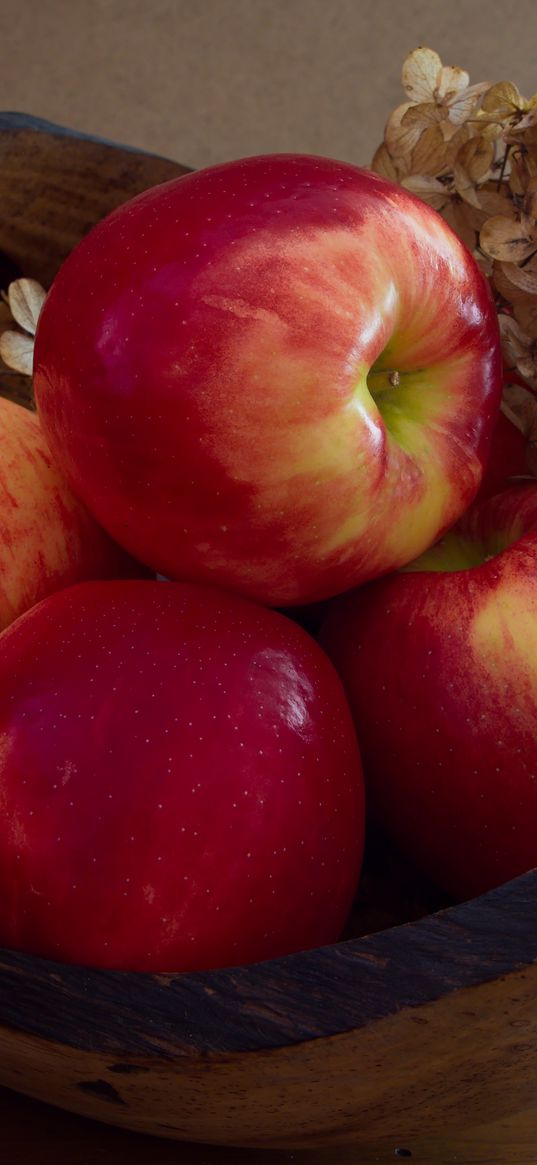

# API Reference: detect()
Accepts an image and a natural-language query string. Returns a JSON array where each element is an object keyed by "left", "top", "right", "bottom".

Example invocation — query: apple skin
[
  {"left": 0, "top": 579, "right": 364, "bottom": 971},
  {"left": 319, "top": 484, "right": 537, "bottom": 902},
  {"left": 33, "top": 154, "right": 502, "bottom": 606},
  {"left": 0, "top": 397, "right": 146, "bottom": 631},
  {"left": 475, "top": 407, "right": 528, "bottom": 502}
]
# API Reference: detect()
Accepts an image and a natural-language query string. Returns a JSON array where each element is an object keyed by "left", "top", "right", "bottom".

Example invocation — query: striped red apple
[
  {"left": 33, "top": 154, "right": 502, "bottom": 605},
  {"left": 320, "top": 484, "right": 537, "bottom": 901},
  {"left": 0, "top": 397, "right": 144, "bottom": 631}
]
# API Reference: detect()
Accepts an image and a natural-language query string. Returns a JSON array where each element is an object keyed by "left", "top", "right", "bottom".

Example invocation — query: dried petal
[
  {"left": 370, "top": 144, "right": 400, "bottom": 182},
  {"left": 385, "top": 102, "right": 422, "bottom": 169},
  {"left": 0, "top": 330, "right": 34, "bottom": 376},
  {"left": 438, "top": 121, "right": 464, "bottom": 148},
  {"left": 523, "top": 182, "right": 537, "bottom": 227},
  {"left": 401, "top": 47, "right": 442, "bottom": 103},
  {"left": 481, "top": 81, "right": 524, "bottom": 120},
  {"left": 400, "top": 102, "right": 448, "bottom": 129},
  {"left": 499, "top": 312, "right": 532, "bottom": 356},
  {"left": 475, "top": 250, "right": 494, "bottom": 278},
  {"left": 499, "top": 260, "right": 537, "bottom": 297},
  {"left": 401, "top": 175, "right": 448, "bottom": 210},
  {"left": 455, "top": 199, "right": 491, "bottom": 234},
  {"left": 517, "top": 356, "right": 537, "bottom": 386},
  {"left": 480, "top": 215, "right": 536, "bottom": 262},
  {"left": 442, "top": 200, "right": 479, "bottom": 252},
  {"left": 505, "top": 104, "right": 537, "bottom": 136},
  {"left": 435, "top": 66, "right": 470, "bottom": 103},
  {"left": 456, "top": 136, "right": 494, "bottom": 182},
  {"left": 410, "top": 123, "right": 449, "bottom": 177},
  {"left": 442, "top": 122, "right": 474, "bottom": 162},
  {"left": 451, "top": 137, "right": 495, "bottom": 210},
  {"left": 520, "top": 213, "right": 537, "bottom": 245},
  {"left": 499, "top": 315, "right": 537, "bottom": 387},
  {"left": 447, "top": 81, "right": 490, "bottom": 125},
  {"left": 518, "top": 123, "right": 537, "bottom": 149},
  {"left": 514, "top": 299, "right": 537, "bottom": 340},
  {"left": 7, "top": 279, "right": 46, "bottom": 336},
  {"left": 476, "top": 112, "right": 507, "bottom": 143},
  {"left": 453, "top": 163, "right": 482, "bottom": 209},
  {"left": 478, "top": 188, "right": 515, "bottom": 217},
  {"left": 501, "top": 383, "right": 537, "bottom": 437},
  {"left": 492, "top": 261, "right": 528, "bottom": 304},
  {"left": 509, "top": 161, "right": 528, "bottom": 197},
  {"left": 508, "top": 152, "right": 528, "bottom": 196}
]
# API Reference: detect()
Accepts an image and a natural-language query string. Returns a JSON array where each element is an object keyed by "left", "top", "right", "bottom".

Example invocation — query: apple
[
  {"left": 319, "top": 483, "right": 537, "bottom": 902},
  {"left": 0, "top": 397, "right": 145, "bottom": 631},
  {"left": 476, "top": 407, "right": 529, "bottom": 502},
  {"left": 33, "top": 154, "right": 502, "bottom": 606},
  {"left": 0, "top": 578, "right": 364, "bottom": 971}
]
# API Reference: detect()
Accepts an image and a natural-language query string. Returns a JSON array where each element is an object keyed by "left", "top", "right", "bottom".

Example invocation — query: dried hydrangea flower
[{"left": 371, "top": 46, "right": 537, "bottom": 475}]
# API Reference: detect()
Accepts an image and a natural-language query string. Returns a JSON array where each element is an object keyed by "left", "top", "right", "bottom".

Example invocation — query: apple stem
[{"left": 367, "top": 368, "right": 402, "bottom": 397}]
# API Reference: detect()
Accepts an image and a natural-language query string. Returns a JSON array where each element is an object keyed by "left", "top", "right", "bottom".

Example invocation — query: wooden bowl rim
[
  {"left": 0, "top": 111, "right": 171, "bottom": 158},
  {"left": 1, "top": 112, "right": 536, "bottom": 1060},
  {"left": 2, "top": 866, "right": 536, "bottom": 1057}
]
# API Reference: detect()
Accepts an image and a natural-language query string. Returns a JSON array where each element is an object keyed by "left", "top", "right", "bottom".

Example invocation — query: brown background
[{"left": 1, "top": 0, "right": 536, "bottom": 171}]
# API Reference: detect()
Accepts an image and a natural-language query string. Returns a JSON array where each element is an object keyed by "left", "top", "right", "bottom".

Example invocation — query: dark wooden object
[
  {"left": 0, "top": 112, "right": 189, "bottom": 286},
  {"left": 0, "top": 113, "right": 536, "bottom": 1162}
]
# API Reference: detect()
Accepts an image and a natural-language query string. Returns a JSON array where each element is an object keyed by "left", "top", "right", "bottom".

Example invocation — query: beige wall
[{"left": 1, "top": 0, "right": 536, "bottom": 171}]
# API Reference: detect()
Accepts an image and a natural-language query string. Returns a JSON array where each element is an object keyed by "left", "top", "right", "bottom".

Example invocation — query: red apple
[
  {"left": 33, "top": 155, "right": 502, "bottom": 606},
  {"left": 0, "top": 579, "right": 364, "bottom": 971},
  {"left": 319, "top": 484, "right": 537, "bottom": 901},
  {"left": 0, "top": 397, "right": 145, "bottom": 631},
  {"left": 476, "top": 407, "right": 529, "bottom": 502}
]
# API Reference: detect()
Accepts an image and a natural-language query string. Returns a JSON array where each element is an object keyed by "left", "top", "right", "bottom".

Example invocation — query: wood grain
[
  {"left": 0, "top": 112, "right": 189, "bottom": 287},
  {"left": 4, "top": 1086, "right": 537, "bottom": 1165},
  {"left": 2, "top": 868, "right": 537, "bottom": 1151},
  {"left": 1, "top": 113, "right": 537, "bottom": 1161}
]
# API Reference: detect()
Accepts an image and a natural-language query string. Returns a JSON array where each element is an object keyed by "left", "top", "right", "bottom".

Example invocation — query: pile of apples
[{"left": 0, "top": 152, "right": 533, "bottom": 974}]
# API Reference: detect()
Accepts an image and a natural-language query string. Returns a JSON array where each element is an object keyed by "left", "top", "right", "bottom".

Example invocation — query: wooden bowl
[{"left": 1, "top": 114, "right": 537, "bottom": 1164}]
